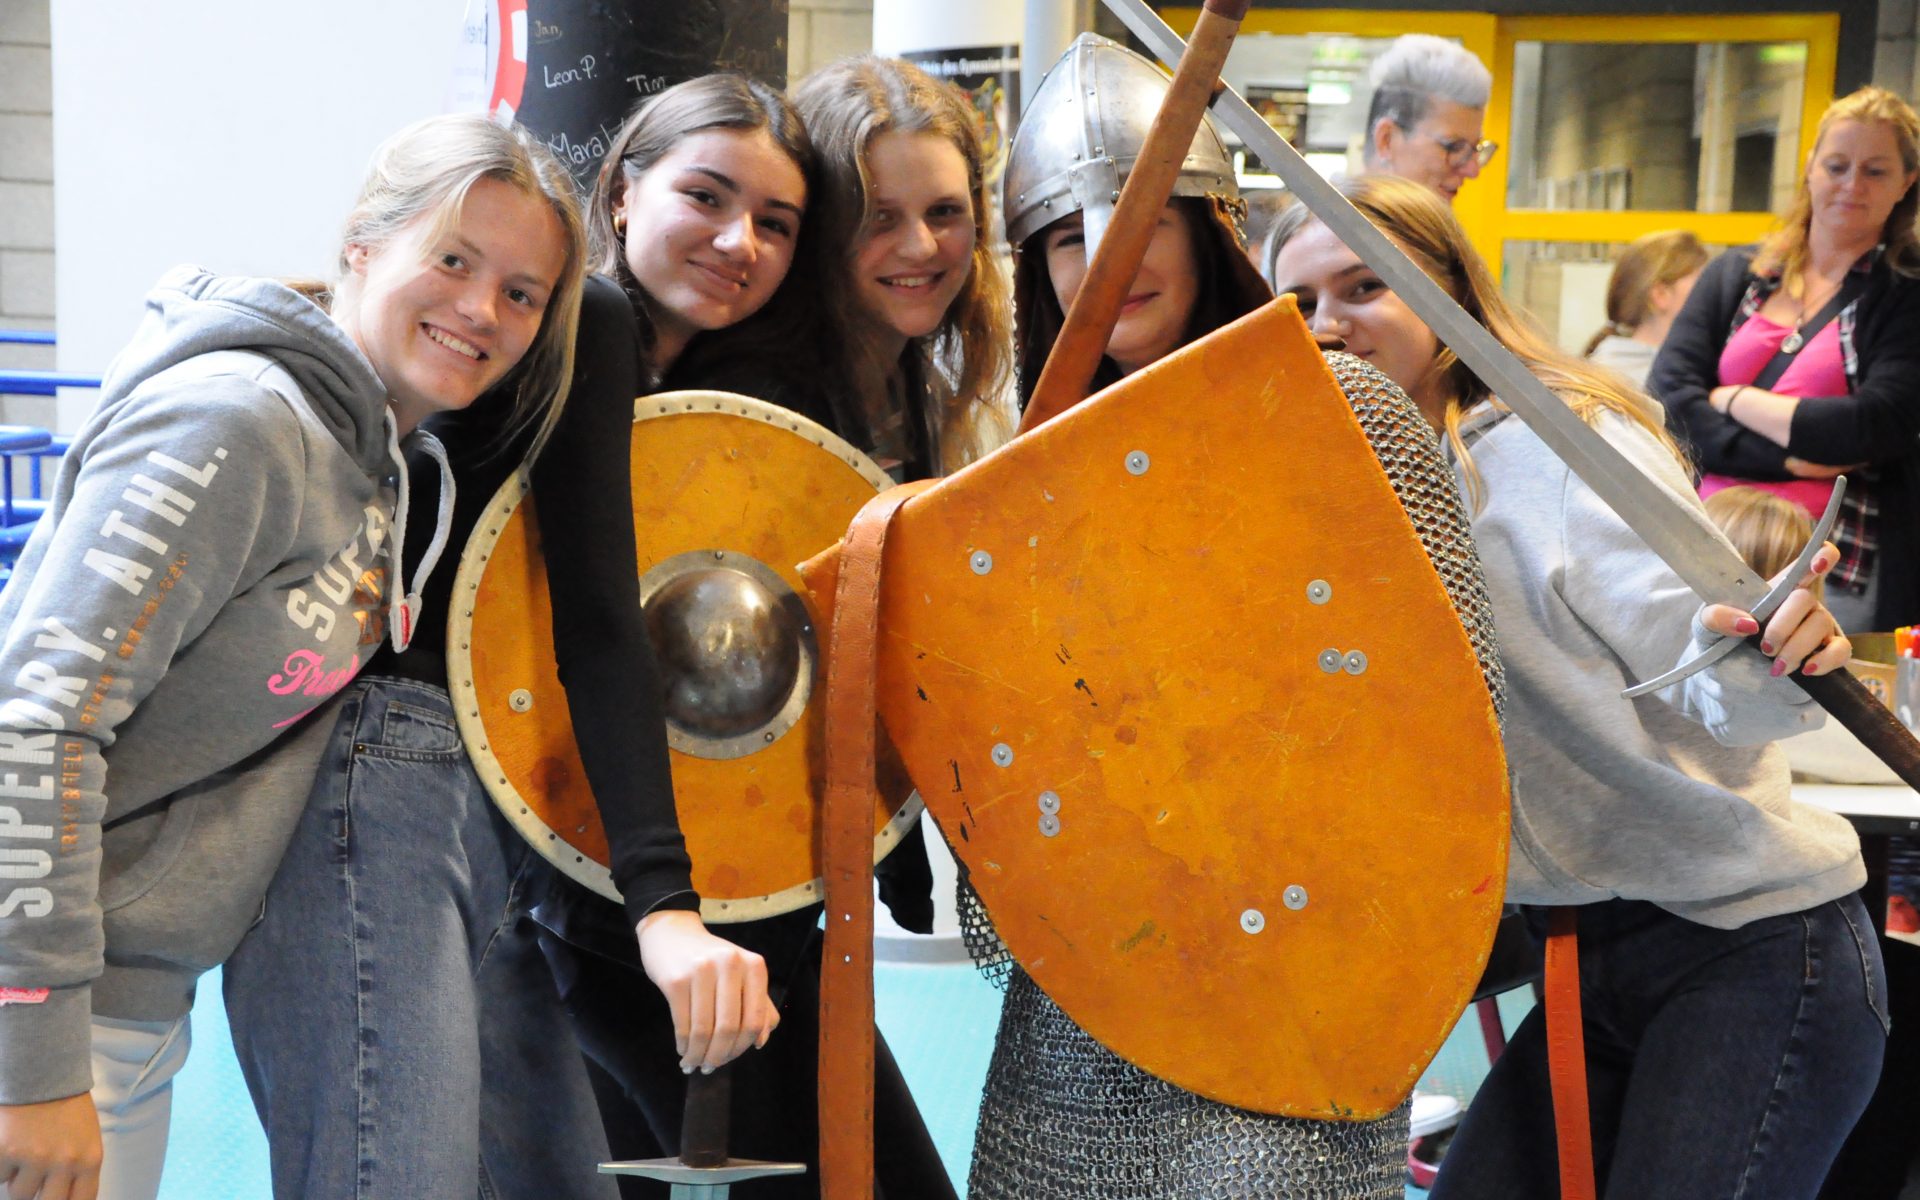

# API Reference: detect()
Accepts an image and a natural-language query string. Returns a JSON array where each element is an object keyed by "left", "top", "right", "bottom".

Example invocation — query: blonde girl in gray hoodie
[{"left": 0, "top": 115, "right": 586, "bottom": 1200}]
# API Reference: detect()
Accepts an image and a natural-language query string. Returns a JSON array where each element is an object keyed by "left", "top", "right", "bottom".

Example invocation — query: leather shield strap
[
  {"left": 1544, "top": 907, "right": 1596, "bottom": 1200},
  {"left": 819, "top": 480, "right": 933, "bottom": 1200}
]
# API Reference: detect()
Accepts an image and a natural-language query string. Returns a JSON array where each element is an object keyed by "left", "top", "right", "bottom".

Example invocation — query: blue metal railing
[
  {"left": 0, "top": 370, "right": 103, "bottom": 396},
  {"left": 0, "top": 334, "right": 92, "bottom": 574}
]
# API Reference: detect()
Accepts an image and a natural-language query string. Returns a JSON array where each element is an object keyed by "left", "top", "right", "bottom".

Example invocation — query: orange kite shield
[
  {"left": 449, "top": 393, "right": 924, "bottom": 923},
  {"left": 804, "top": 295, "right": 1510, "bottom": 1119}
]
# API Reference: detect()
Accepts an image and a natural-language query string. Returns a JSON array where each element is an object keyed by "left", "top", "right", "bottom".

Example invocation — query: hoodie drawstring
[{"left": 382, "top": 413, "right": 456, "bottom": 654}]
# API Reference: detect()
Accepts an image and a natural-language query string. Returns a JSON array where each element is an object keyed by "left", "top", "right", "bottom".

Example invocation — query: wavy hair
[
  {"left": 1271, "top": 174, "right": 1681, "bottom": 505},
  {"left": 792, "top": 56, "right": 1013, "bottom": 471},
  {"left": 1756, "top": 85, "right": 1920, "bottom": 284}
]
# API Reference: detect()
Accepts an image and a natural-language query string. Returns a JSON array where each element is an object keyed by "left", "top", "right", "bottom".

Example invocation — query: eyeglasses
[{"left": 1421, "top": 133, "right": 1500, "bottom": 169}]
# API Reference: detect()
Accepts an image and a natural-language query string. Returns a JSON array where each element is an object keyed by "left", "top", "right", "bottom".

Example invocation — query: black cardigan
[{"left": 1647, "top": 246, "right": 1920, "bottom": 629}]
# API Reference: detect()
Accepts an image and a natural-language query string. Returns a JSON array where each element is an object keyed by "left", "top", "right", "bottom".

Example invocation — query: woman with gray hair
[{"left": 1362, "top": 33, "right": 1496, "bottom": 205}]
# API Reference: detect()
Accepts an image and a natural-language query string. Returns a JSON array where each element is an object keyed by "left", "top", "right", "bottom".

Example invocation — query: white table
[{"left": 1794, "top": 783, "right": 1920, "bottom": 934}]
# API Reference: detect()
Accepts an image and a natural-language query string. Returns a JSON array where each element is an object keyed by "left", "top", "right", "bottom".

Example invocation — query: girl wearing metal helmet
[{"left": 965, "top": 34, "right": 1415, "bottom": 1199}]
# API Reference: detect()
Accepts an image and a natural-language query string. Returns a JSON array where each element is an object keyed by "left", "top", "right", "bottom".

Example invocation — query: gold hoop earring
[{"left": 613, "top": 213, "right": 627, "bottom": 235}]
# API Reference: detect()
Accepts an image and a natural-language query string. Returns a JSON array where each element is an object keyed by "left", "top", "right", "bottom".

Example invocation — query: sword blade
[{"left": 1102, "top": 0, "right": 1769, "bottom": 611}]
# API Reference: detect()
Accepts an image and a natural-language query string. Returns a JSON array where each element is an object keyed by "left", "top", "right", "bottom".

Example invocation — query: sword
[
  {"left": 1102, "top": 0, "right": 1920, "bottom": 792},
  {"left": 600, "top": 1064, "right": 805, "bottom": 1199}
]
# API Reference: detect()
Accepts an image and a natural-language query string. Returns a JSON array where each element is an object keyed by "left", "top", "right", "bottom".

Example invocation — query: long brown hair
[
  {"left": 586, "top": 74, "right": 822, "bottom": 380},
  {"left": 792, "top": 56, "right": 1013, "bottom": 471},
  {"left": 1014, "top": 197, "right": 1269, "bottom": 408},
  {"left": 1755, "top": 85, "right": 1920, "bottom": 285},
  {"left": 1580, "top": 229, "right": 1708, "bottom": 356},
  {"left": 1272, "top": 174, "right": 1680, "bottom": 504}
]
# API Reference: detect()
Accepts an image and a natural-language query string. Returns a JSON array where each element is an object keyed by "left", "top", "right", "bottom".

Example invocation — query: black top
[
  {"left": 370, "top": 275, "right": 694, "bottom": 927},
  {"left": 379, "top": 273, "right": 936, "bottom": 940},
  {"left": 1648, "top": 246, "right": 1920, "bottom": 630}
]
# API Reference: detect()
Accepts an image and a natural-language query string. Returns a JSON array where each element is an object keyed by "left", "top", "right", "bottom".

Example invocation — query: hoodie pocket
[{"left": 98, "top": 798, "right": 200, "bottom": 913}]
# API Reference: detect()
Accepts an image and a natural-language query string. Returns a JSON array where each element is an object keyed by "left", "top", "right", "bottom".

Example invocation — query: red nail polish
[
  {"left": 1813, "top": 556, "right": 1831, "bottom": 573},
  {"left": 1735, "top": 618, "right": 1759, "bottom": 635},
  {"left": 1805, "top": 662, "right": 1821, "bottom": 676},
  {"left": 1771, "top": 659, "right": 1787, "bottom": 677},
  {"left": 1760, "top": 640, "right": 1774, "bottom": 655}
]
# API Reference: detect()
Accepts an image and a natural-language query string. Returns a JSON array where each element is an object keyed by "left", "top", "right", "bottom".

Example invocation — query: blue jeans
[
  {"left": 222, "top": 678, "right": 616, "bottom": 1200},
  {"left": 1430, "top": 896, "right": 1888, "bottom": 1200}
]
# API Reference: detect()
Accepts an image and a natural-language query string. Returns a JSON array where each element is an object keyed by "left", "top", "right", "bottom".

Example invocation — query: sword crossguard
[
  {"left": 1621, "top": 477, "right": 1847, "bottom": 700},
  {"left": 599, "top": 1157, "right": 807, "bottom": 1200}
]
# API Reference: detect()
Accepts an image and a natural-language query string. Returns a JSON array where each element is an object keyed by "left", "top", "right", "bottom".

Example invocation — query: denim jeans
[
  {"left": 1430, "top": 896, "right": 1888, "bottom": 1200},
  {"left": 222, "top": 678, "right": 616, "bottom": 1200}
]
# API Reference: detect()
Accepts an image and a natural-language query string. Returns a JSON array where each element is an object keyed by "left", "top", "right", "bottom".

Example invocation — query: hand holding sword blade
[{"left": 1102, "top": 0, "right": 1920, "bottom": 793}]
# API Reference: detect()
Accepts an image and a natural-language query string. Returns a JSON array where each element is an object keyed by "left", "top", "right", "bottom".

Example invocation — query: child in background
[
  {"left": 1583, "top": 230, "right": 1708, "bottom": 389},
  {"left": 1703, "top": 485, "right": 1824, "bottom": 598}
]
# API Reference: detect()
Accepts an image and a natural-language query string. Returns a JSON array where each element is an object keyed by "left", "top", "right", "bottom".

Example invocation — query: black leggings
[{"left": 537, "top": 900, "right": 957, "bottom": 1200}]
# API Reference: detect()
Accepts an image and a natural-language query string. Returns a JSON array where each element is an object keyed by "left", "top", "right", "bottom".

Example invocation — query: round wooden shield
[{"left": 448, "top": 391, "right": 924, "bottom": 922}]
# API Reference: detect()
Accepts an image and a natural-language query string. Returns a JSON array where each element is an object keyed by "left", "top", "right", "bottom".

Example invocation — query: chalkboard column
[{"left": 449, "top": 0, "right": 790, "bottom": 188}]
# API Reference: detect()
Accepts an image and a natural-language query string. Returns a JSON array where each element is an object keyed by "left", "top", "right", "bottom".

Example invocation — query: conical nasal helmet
[{"left": 1003, "top": 32, "right": 1238, "bottom": 258}]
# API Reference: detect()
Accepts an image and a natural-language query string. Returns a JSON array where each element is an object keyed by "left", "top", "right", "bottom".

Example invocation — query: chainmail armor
[{"left": 965, "top": 351, "right": 1506, "bottom": 1197}]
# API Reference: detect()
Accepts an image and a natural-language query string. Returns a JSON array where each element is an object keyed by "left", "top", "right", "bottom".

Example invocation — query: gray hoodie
[
  {"left": 1451, "top": 401, "right": 1863, "bottom": 930},
  {"left": 0, "top": 266, "right": 431, "bottom": 1104}
]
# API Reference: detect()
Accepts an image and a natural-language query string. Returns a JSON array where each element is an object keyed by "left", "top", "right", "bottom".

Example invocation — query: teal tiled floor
[{"left": 158, "top": 964, "right": 1519, "bottom": 1198}]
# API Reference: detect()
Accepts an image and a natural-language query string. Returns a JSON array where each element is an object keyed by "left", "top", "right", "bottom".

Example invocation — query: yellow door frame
[{"left": 1161, "top": 9, "right": 1839, "bottom": 276}]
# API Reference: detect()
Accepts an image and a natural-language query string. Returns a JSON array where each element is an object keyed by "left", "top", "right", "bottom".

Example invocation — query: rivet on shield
[
  {"left": 1240, "top": 909, "right": 1266, "bottom": 934},
  {"left": 1283, "top": 885, "right": 1309, "bottom": 910},
  {"left": 1039, "top": 814, "right": 1062, "bottom": 837},
  {"left": 1037, "top": 790, "right": 1061, "bottom": 815},
  {"left": 1125, "top": 450, "right": 1150, "bottom": 476},
  {"left": 991, "top": 743, "right": 1014, "bottom": 768},
  {"left": 1344, "top": 651, "right": 1369, "bottom": 675},
  {"left": 508, "top": 689, "right": 533, "bottom": 713},
  {"left": 970, "top": 550, "right": 994, "bottom": 575},
  {"left": 1307, "top": 580, "right": 1332, "bottom": 605},
  {"left": 1318, "top": 649, "right": 1343, "bottom": 674}
]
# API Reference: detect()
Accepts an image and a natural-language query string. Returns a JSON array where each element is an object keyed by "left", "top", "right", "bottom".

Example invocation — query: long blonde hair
[
  {"left": 1704, "top": 486, "right": 1823, "bottom": 598},
  {"left": 340, "top": 114, "right": 588, "bottom": 460},
  {"left": 1756, "top": 85, "right": 1920, "bottom": 285},
  {"left": 792, "top": 56, "right": 1013, "bottom": 471},
  {"left": 1581, "top": 230, "right": 1709, "bottom": 356},
  {"left": 1272, "top": 174, "right": 1681, "bottom": 503}
]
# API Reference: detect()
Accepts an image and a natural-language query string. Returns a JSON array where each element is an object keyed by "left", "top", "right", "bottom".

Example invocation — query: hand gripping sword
[{"left": 1101, "top": 0, "right": 1920, "bottom": 794}]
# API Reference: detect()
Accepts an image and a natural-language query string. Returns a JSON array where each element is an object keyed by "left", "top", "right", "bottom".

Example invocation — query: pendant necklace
[{"left": 1781, "top": 275, "right": 1843, "bottom": 354}]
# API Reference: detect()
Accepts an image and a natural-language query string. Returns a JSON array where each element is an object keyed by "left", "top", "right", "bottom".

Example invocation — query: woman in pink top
[{"left": 1651, "top": 86, "right": 1920, "bottom": 633}]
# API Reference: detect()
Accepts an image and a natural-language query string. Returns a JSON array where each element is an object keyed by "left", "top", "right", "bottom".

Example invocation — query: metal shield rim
[{"left": 447, "top": 389, "right": 923, "bottom": 921}]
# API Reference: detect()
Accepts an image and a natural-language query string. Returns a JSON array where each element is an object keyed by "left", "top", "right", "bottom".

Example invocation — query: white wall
[{"left": 51, "top": 1, "right": 464, "bottom": 428}]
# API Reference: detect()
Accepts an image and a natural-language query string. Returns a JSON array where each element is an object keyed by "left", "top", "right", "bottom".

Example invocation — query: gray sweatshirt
[
  {"left": 1586, "top": 335, "right": 1660, "bottom": 392},
  {"left": 0, "top": 267, "right": 425, "bottom": 1104},
  {"left": 1452, "top": 402, "right": 1863, "bottom": 930}
]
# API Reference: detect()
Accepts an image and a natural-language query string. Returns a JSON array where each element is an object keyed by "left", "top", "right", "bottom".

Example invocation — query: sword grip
[
  {"left": 680, "top": 1063, "right": 732, "bottom": 1168},
  {"left": 1794, "top": 658, "right": 1920, "bottom": 792}
]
